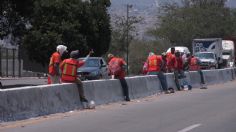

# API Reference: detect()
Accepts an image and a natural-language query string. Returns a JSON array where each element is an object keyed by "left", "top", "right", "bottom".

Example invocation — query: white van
[{"left": 166, "top": 46, "right": 190, "bottom": 54}]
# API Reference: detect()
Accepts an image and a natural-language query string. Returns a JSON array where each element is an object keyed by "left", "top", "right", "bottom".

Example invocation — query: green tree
[
  {"left": 1, "top": 0, "right": 111, "bottom": 66},
  {"left": 109, "top": 12, "right": 143, "bottom": 58},
  {"left": 151, "top": 0, "right": 236, "bottom": 49},
  {"left": 23, "top": 0, "right": 86, "bottom": 66},
  {"left": 128, "top": 39, "right": 171, "bottom": 75},
  {"left": 0, "top": 0, "right": 33, "bottom": 41}
]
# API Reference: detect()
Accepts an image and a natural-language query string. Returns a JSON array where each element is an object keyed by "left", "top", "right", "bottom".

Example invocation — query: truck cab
[
  {"left": 222, "top": 40, "right": 235, "bottom": 67},
  {"left": 195, "top": 52, "right": 218, "bottom": 69}
]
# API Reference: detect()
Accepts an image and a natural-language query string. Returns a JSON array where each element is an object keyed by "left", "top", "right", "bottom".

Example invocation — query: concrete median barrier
[
  {"left": 126, "top": 76, "right": 161, "bottom": 99},
  {"left": 218, "top": 69, "right": 233, "bottom": 83},
  {"left": 0, "top": 68, "right": 235, "bottom": 122},
  {"left": 189, "top": 71, "right": 202, "bottom": 88},
  {"left": 202, "top": 70, "right": 221, "bottom": 85},
  {"left": 165, "top": 73, "right": 178, "bottom": 90},
  {"left": 0, "top": 84, "right": 82, "bottom": 122},
  {"left": 83, "top": 79, "right": 124, "bottom": 105}
]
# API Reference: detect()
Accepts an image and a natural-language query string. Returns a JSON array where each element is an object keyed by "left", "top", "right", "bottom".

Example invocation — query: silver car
[{"left": 77, "top": 57, "right": 108, "bottom": 80}]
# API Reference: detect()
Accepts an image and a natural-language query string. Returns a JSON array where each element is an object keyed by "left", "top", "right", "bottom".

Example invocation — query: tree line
[
  {"left": 1, "top": 0, "right": 236, "bottom": 74},
  {"left": 150, "top": 0, "right": 236, "bottom": 50},
  {"left": 1, "top": 0, "right": 111, "bottom": 66}
]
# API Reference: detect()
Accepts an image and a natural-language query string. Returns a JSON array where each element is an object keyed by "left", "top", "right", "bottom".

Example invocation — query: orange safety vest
[
  {"left": 48, "top": 52, "right": 61, "bottom": 76},
  {"left": 61, "top": 59, "right": 78, "bottom": 82},
  {"left": 147, "top": 55, "right": 161, "bottom": 72},
  {"left": 166, "top": 52, "right": 176, "bottom": 71},
  {"left": 175, "top": 57, "right": 183, "bottom": 70},
  {"left": 189, "top": 57, "right": 200, "bottom": 71},
  {"left": 108, "top": 57, "right": 123, "bottom": 75}
]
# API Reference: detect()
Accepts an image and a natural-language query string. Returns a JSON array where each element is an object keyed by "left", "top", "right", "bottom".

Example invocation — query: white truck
[
  {"left": 192, "top": 38, "right": 223, "bottom": 69},
  {"left": 222, "top": 40, "right": 235, "bottom": 67}
]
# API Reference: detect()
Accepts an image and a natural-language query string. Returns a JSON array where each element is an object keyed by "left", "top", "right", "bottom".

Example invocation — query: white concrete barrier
[
  {"left": 0, "top": 84, "right": 82, "bottom": 121},
  {"left": 0, "top": 68, "right": 235, "bottom": 122},
  {"left": 126, "top": 76, "right": 161, "bottom": 99}
]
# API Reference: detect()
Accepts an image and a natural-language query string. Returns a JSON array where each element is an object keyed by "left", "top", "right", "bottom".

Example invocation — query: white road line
[{"left": 178, "top": 124, "right": 202, "bottom": 132}]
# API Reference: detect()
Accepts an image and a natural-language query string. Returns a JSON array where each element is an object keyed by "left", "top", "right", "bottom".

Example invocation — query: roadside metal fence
[{"left": 0, "top": 47, "right": 22, "bottom": 77}]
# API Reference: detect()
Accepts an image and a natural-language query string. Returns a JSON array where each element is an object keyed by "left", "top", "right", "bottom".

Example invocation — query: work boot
[
  {"left": 80, "top": 97, "right": 88, "bottom": 103},
  {"left": 164, "top": 91, "right": 170, "bottom": 94},
  {"left": 125, "top": 96, "right": 130, "bottom": 102},
  {"left": 200, "top": 86, "right": 207, "bottom": 89},
  {"left": 188, "top": 85, "right": 192, "bottom": 90},
  {"left": 168, "top": 88, "right": 175, "bottom": 93},
  {"left": 80, "top": 98, "right": 89, "bottom": 109}
]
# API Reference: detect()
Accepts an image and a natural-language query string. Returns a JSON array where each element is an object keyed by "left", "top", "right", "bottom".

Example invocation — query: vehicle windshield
[
  {"left": 79, "top": 59, "right": 100, "bottom": 67},
  {"left": 195, "top": 53, "right": 214, "bottom": 59}
]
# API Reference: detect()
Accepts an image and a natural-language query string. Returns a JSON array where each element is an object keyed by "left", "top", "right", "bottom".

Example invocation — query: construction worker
[
  {"left": 146, "top": 52, "right": 169, "bottom": 94},
  {"left": 183, "top": 53, "right": 191, "bottom": 71},
  {"left": 166, "top": 47, "right": 176, "bottom": 73},
  {"left": 173, "top": 51, "right": 184, "bottom": 91},
  {"left": 142, "top": 61, "right": 148, "bottom": 75},
  {"left": 146, "top": 52, "right": 162, "bottom": 74},
  {"left": 189, "top": 55, "right": 207, "bottom": 89},
  {"left": 189, "top": 55, "right": 201, "bottom": 71},
  {"left": 160, "top": 52, "right": 168, "bottom": 73},
  {"left": 60, "top": 50, "right": 93, "bottom": 104},
  {"left": 48, "top": 45, "right": 67, "bottom": 84},
  {"left": 108, "top": 54, "right": 130, "bottom": 101},
  {"left": 175, "top": 51, "right": 193, "bottom": 90}
]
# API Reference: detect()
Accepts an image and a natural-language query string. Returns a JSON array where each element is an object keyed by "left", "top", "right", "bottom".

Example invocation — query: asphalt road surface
[
  {"left": 0, "top": 78, "right": 47, "bottom": 88},
  {"left": 1, "top": 81, "right": 236, "bottom": 132}
]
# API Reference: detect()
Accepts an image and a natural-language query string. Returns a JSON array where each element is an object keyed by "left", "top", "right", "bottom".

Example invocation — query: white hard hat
[
  {"left": 149, "top": 52, "right": 154, "bottom": 57},
  {"left": 56, "top": 45, "right": 67, "bottom": 55}
]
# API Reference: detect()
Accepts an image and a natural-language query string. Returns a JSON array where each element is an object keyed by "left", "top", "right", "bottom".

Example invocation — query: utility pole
[{"left": 126, "top": 4, "right": 132, "bottom": 75}]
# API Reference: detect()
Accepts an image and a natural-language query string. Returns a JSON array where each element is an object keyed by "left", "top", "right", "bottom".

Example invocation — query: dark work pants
[
  {"left": 119, "top": 78, "right": 130, "bottom": 101},
  {"left": 75, "top": 78, "right": 88, "bottom": 102},
  {"left": 147, "top": 71, "right": 168, "bottom": 92},
  {"left": 174, "top": 70, "right": 182, "bottom": 91},
  {"left": 198, "top": 70, "right": 205, "bottom": 84},
  {"left": 158, "top": 72, "right": 168, "bottom": 92}
]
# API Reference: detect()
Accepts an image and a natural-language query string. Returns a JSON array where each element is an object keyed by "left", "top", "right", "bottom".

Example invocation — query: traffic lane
[
  {"left": 1, "top": 81, "right": 236, "bottom": 132},
  {"left": 0, "top": 78, "right": 47, "bottom": 88}
]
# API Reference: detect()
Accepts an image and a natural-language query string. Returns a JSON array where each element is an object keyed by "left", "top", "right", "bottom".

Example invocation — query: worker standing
[
  {"left": 48, "top": 45, "right": 67, "bottom": 84},
  {"left": 189, "top": 55, "right": 201, "bottom": 71},
  {"left": 108, "top": 54, "right": 130, "bottom": 101},
  {"left": 189, "top": 55, "right": 207, "bottom": 89},
  {"left": 160, "top": 52, "right": 168, "bottom": 73},
  {"left": 146, "top": 52, "right": 161, "bottom": 74},
  {"left": 60, "top": 50, "right": 93, "bottom": 106},
  {"left": 173, "top": 51, "right": 184, "bottom": 91},
  {"left": 146, "top": 52, "right": 169, "bottom": 94},
  {"left": 167, "top": 47, "right": 176, "bottom": 73}
]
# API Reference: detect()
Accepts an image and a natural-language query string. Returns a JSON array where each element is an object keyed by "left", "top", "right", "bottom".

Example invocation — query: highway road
[
  {"left": 0, "top": 78, "right": 47, "bottom": 88},
  {"left": 1, "top": 81, "right": 236, "bottom": 132}
]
